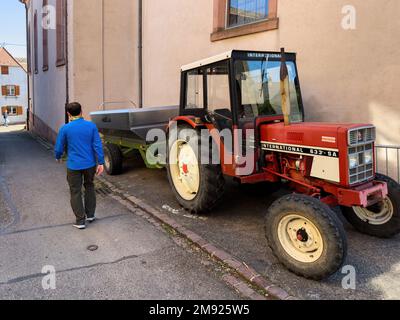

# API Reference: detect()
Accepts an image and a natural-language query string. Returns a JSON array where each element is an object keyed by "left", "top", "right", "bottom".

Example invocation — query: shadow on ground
[{"left": 104, "top": 156, "right": 400, "bottom": 300}]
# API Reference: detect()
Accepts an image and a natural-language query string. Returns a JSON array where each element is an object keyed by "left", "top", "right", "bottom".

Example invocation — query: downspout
[
  {"left": 65, "top": 0, "right": 70, "bottom": 124},
  {"left": 23, "top": 1, "right": 30, "bottom": 130},
  {"left": 138, "top": 0, "right": 143, "bottom": 108},
  {"left": 102, "top": 0, "right": 105, "bottom": 109}
]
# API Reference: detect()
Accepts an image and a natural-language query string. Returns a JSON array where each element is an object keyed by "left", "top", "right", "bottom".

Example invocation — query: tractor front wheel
[
  {"left": 341, "top": 174, "right": 400, "bottom": 238},
  {"left": 265, "top": 194, "right": 347, "bottom": 280}
]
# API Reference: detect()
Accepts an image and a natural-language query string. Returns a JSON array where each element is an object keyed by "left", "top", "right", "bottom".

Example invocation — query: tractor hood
[{"left": 260, "top": 122, "right": 373, "bottom": 149}]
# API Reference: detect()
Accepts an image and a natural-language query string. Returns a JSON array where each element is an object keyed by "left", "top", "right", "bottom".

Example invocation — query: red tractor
[{"left": 166, "top": 49, "right": 400, "bottom": 280}]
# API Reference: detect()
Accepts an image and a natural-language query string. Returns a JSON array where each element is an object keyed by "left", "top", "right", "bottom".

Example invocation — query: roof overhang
[{"left": 181, "top": 51, "right": 233, "bottom": 72}]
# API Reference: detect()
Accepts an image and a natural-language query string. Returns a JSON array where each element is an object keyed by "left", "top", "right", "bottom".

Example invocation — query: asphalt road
[
  {"left": 0, "top": 125, "right": 241, "bottom": 300},
  {"left": 104, "top": 148, "right": 400, "bottom": 300}
]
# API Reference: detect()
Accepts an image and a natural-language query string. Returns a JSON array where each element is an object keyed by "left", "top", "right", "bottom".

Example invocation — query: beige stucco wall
[
  {"left": 141, "top": 0, "right": 400, "bottom": 148},
  {"left": 27, "top": 0, "right": 67, "bottom": 136},
  {"left": 70, "top": 0, "right": 138, "bottom": 118}
]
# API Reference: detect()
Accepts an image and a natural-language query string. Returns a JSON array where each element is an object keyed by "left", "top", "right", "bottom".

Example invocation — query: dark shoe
[{"left": 73, "top": 223, "right": 86, "bottom": 230}]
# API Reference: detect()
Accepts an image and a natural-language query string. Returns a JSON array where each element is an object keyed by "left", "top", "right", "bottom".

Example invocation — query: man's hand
[{"left": 96, "top": 165, "right": 104, "bottom": 176}]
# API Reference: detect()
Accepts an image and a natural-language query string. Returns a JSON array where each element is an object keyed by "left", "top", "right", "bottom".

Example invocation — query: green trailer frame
[{"left": 101, "top": 134, "right": 165, "bottom": 170}]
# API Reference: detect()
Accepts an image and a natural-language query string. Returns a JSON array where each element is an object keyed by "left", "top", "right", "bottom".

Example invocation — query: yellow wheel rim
[
  {"left": 278, "top": 214, "right": 324, "bottom": 263},
  {"left": 353, "top": 198, "right": 394, "bottom": 225},
  {"left": 169, "top": 140, "right": 200, "bottom": 201}
]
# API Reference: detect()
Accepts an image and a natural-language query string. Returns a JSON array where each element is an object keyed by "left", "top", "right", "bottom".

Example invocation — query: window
[
  {"left": 56, "top": 0, "right": 67, "bottom": 67},
  {"left": 1, "top": 66, "right": 9, "bottom": 75},
  {"left": 185, "top": 69, "right": 204, "bottom": 109},
  {"left": 207, "top": 64, "right": 231, "bottom": 113},
  {"left": 42, "top": 0, "right": 49, "bottom": 71},
  {"left": 211, "top": 0, "right": 278, "bottom": 41},
  {"left": 34, "top": 10, "right": 38, "bottom": 74},
  {"left": 207, "top": 62, "right": 233, "bottom": 130},
  {"left": 1, "top": 106, "right": 23, "bottom": 116},
  {"left": 228, "top": 0, "right": 269, "bottom": 27},
  {"left": 234, "top": 58, "right": 303, "bottom": 122},
  {"left": 1, "top": 85, "right": 20, "bottom": 97}
]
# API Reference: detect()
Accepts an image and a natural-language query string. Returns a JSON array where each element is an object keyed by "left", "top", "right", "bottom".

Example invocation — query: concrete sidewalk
[{"left": 0, "top": 125, "right": 242, "bottom": 300}]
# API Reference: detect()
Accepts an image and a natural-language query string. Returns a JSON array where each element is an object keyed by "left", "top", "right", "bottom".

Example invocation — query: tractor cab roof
[{"left": 180, "top": 50, "right": 296, "bottom": 72}]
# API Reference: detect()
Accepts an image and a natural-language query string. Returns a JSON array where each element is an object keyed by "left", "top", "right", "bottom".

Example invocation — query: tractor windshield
[{"left": 234, "top": 58, "right": 303, "bottom": 122}]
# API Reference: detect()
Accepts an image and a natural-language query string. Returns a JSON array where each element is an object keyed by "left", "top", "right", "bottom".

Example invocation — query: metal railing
[{"left": 376, "top": 145, "right": 400, "bottom": 183}]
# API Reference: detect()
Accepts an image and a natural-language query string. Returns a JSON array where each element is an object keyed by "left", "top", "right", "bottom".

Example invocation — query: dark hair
[{"left": 66, "top": 102, "right": 82, "bottom": 117}]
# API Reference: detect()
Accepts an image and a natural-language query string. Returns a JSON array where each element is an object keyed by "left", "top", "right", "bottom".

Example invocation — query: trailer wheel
[
  {"left": 265, "top": 194, "right": 347, "bottom": 280},
  {"left": 167, "top": 125, "right": 225, "bottom": 214},
  {"left": 341, "top": 174, "right": 400, "bottom": 238},
  {"left": 104, "top": 143, "right": 123, "bottom": 175}
]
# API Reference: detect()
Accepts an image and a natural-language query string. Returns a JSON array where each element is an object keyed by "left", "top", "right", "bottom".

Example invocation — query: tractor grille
[
  {"left": 348, "top": 143, "right": 375, "bottom": 185},
  {"left": 348, "top": 127, "right": 376, "bottom": 146}
]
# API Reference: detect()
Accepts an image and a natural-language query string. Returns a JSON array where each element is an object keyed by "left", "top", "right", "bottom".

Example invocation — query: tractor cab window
[
  {"left": 234, "top": 58, "right": 303, "bottom": 122},
  {"left": 185, "top": 69, "right": 204, "bottom": 109},
  {"left": 206, "top": 62, "right": 232, "bottom": 130}
]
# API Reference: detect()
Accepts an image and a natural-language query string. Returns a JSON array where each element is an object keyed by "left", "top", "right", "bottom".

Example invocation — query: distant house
[{"left": 0, "top": 47, "right": 27, "bottom": 125}]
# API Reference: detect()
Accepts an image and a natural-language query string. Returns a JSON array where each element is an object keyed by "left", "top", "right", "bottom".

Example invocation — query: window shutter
[
  {"left": 56, "top": 0, "right": 66, "bottom": 67},
  {"left": 1, "top": 66, "right": 9, "bottom": 75},
  {"left": 1, "top": 107, "right": 6, "bottom": 114},
  {"left": 15, "top": 86, "right": 20, "bottom": 96},
  {"left": 34, "top": 11, "right": 38, "bottom": 74},
  {"left": 17, "top": 107, "right": 23, "bottom": 116},
  {"left": 1, "top": 86, "right": 7, "bottom": 96},
  {"left": 42, "top": 0, "right": 49, "bottom": 71}
]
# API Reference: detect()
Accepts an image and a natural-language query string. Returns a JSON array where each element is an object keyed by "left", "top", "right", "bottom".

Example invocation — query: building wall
[
  {"left": 0, "top": 66, "right": 28, "bottom": 125},
  {"left": 26, "top": 0, "right": 67, "bottom": 143},
  {"left": 140, "top": 0, "right": 400, "bottom": 148},
  {"left": 70, "top": 0, "right": 138, "bottom": 118}
]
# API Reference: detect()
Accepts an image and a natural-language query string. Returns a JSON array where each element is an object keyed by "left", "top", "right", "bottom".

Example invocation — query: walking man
[
  {"left": 55, "top": 102, "right": 105, "bottom": 229},
  {"left": 3, "top": 110, "right": 9, "bottom": 127}
]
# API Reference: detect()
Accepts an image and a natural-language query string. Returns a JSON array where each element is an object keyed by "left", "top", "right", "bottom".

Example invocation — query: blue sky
[{"left": 0, "top": 0, "right": 27, "bottom": 58}]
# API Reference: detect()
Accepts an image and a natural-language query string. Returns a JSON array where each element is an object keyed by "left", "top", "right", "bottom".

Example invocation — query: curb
[{"left": 98, "top": 176, "right": 297, "bottom": 301}]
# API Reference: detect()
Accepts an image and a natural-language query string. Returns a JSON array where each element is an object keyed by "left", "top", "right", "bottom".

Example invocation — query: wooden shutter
[
  {"left": 42, "top": 0, "right": 49, "bottom": 71},
  {"left": 1, "top": 66, "right": 9, "bottom": 75},
  {"left": 17, "top": 107, "right": 23, "bottom": 116},
  {"left": 1, "top": 86, "right": 7, "bottom": 96},
  {"left": 1, "top": 107, "right": 6, "bottom": 114},
  {"left": 15, "top": 86, "right": 20, "bottom": 96},
  {"left": 56, "top": 0, "right": 66, "bottom": 67},
  {"left": 34, "top": 11, "right": 38, "bottom": 74}
]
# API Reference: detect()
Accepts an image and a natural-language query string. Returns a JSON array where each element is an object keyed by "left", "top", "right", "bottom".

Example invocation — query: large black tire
[
  {"left": 341, "top": 174, "right": 400, "bottom": 238},
  {"left": 104, "top": 143, "right": 123, "bottom": 176},
  {"left": 265, "top": 194, "right": 347, "bottom": 280},
  {"left": 167, "top": 125, "right": 225, "bottom": 214}
]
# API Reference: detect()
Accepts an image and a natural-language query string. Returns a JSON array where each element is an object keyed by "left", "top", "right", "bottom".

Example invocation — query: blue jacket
[{"left": 55, "top": 118, "right": 105, "bottom": 170}]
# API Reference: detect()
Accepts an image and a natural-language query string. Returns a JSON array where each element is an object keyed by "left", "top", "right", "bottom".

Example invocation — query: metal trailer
[{"left": 90, "top": 106, "right": 178, "bottom": 172}]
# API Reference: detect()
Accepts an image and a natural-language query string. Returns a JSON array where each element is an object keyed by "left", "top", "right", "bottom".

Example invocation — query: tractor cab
[
  {"left": 179, "top": 50, "right": 304, "bottom": 176},
  {"left": 180, "top": 50, "right": 304, "bottom": 133}
]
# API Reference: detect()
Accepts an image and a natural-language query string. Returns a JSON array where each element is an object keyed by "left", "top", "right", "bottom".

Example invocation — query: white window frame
[{"left": 6, "top": 85, "right": 16, "bottom": 97}]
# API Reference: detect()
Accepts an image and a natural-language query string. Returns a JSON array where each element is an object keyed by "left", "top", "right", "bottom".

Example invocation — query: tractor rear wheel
[
  {"left": 341, "top": 174, "right": 400, "bottom": 238},
  {"left": 167, "top": 125, "right": 225, "bottom": 214},
  {"left": 265, "top": 194, "right": 347, "bottom": 280},
  {"left": 104, "top": 143, "right": 123, "bottom": 175}
]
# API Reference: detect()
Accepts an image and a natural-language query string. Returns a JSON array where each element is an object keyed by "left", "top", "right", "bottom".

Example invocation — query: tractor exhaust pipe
[{"left": 280, "top": 48, "right": 291, "bottom": 126}]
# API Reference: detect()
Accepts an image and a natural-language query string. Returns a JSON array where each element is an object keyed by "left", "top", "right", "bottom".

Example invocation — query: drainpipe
[
  {"left": 23, "top": 1, "right": 30, "bottom": 130},
  {"left": 138, "top": 0, "right": 143, "bottom": 108},
  {"left": 65, "top": 1, "right": 70, "bottom": 124}
]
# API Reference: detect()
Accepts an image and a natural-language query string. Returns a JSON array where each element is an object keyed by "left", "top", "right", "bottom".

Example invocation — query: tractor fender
[{"left": 167, "top": 116, "right": 205, "bottom": 133}]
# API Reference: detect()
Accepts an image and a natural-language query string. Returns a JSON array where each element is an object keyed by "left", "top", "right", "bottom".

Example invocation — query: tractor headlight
[
  {"left": 349, "top": 154, "right": 358, "bottom": 169},
  {"left": 364, "top": 150, "right": 374, "bottom": 165}
]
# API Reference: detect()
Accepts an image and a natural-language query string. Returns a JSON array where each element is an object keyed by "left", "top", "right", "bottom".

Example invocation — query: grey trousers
[{"left": 67, "top": 166, "right": 97, "bottom": 225}]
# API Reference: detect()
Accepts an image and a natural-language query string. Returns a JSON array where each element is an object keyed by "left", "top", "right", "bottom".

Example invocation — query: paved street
[
  {"left": 0, "top": 125, "right": 241, "bottom": 300},
  {"left": 105, "top": 145, "right": 400, "bottom": 300}
]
